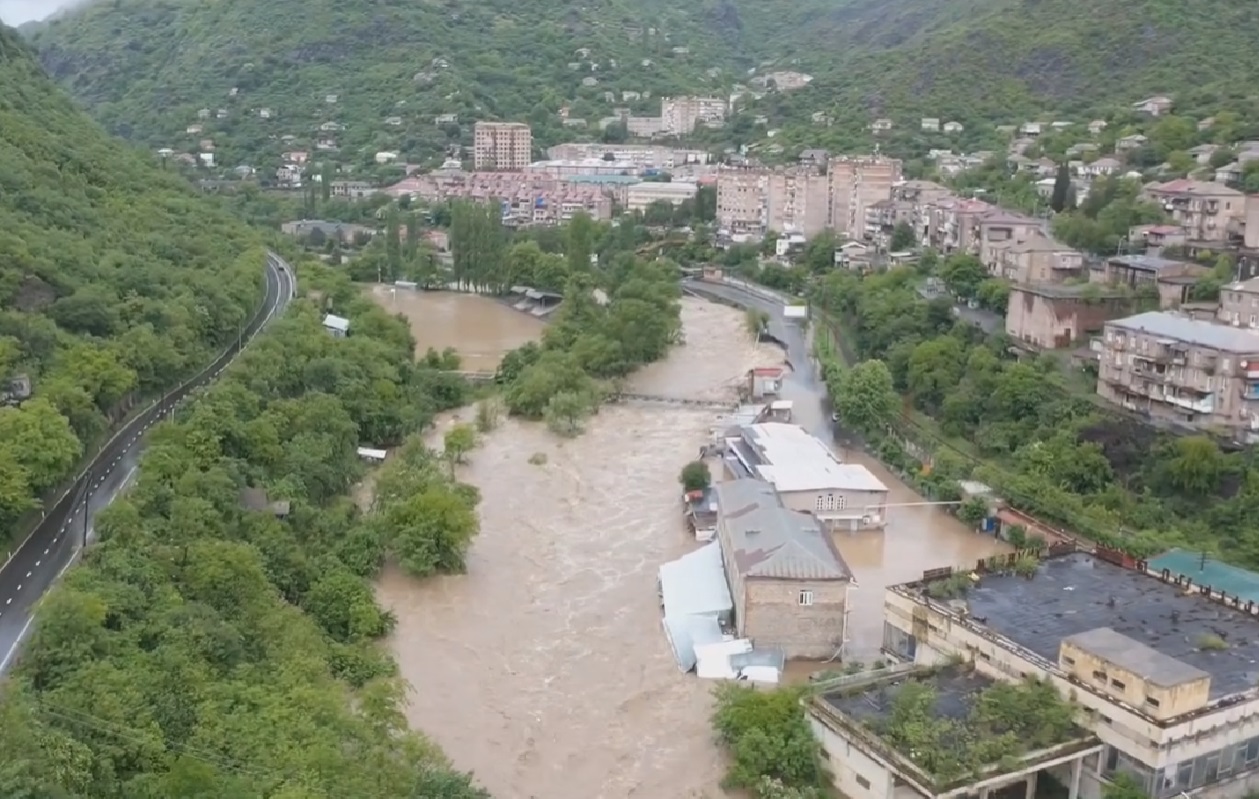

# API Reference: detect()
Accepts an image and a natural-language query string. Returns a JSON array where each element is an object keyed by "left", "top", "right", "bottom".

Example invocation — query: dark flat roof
[
  {"left": 960, "top": 552, "right": 1259, "bottom": 699},
  {"left": 824, "top": 668, "right": 994, "bottom": 726}
]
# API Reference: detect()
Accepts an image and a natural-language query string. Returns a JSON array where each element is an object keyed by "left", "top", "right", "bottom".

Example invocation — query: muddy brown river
[{"left": 369, "top": 289, "right": 1009, "bottom": 798}]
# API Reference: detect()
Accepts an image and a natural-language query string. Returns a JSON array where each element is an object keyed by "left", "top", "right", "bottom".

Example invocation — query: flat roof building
[
  {"left": 808, "top": 665, "right": 1100, "bottom": 799},
  {"left": 882, "top": 550, "right": 1259, "bottom": 799}
]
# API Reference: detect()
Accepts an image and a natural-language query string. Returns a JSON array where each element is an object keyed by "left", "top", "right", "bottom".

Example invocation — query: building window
[
  {"left": 815, "top": 495, "right": 825, "bottom": 511},
  {"left": 1062, "top": 656, "right": 1075, "bottom": 666},
  {"left": 1111, "top": 678, "right": 1126, "bottom": 690},
  {"left": 1092, "top": 669, "right": 1107, "bottom": 682},
  {"left": 1145, "top": 696, "right": 1160, "bottom": 708},
  {"left": 855, "top": 775, "right": 871, "bottom": 790},
  {"left": 799, "top": 590, "right": 814, "bottom": 607},
  {"left": 836, "top": 495, "right": 847, "bottom": 510}
]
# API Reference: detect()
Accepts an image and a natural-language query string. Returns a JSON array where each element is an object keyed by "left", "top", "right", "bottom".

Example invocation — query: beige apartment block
[
  {"left": 1141, "top": 179, "right": 1246, "bottom": 243},
  {"left": 767, "top": 167, "right": 831, "bottom": 238},
  {"left": 661, "top": 96, "right": 727, "bottom": 136},
  {"left": 1219, "top": 276, "right": 1259, "bottom": 329},
  {"left": 1247, "top": 194, "right": 1259, "bottom": 249},
  {"left": 828, "top": 155, "right": 903, "bottom": 238},
  {"left": 977, "top": 211, "right": 1048, "bottom": 273},
  {"left": 1098, "top": 311, "right": 1259, "bottom": 438},
  {"left": 879, "top": 550, "right": 1259, "bottom": 799},
  {"left": 924, "top": 197, "right": 994, "bottom": 253},
  {"left": 716, "top": 165, "right": 770, "bottom": 238},
  {"left": 996, "top": 232, "right": 1085, "bottom": 284},
  {"left": 624, "top": 180, "right": 698, "bottom": 213},
  {"left": 472, "top": 121, "right": 533, "bottom": 170}
]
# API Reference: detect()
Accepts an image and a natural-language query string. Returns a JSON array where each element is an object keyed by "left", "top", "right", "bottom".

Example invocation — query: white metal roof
[
  {"left": 322, "top": 314, "right": 350, "bottom": 332},
  {"left": 741, "top": 423, "right": 888, "bottom": 493}
]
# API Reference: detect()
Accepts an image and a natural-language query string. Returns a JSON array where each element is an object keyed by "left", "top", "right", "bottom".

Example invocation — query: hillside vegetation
[
  {"left": 718, "top": 0, "right": 1259, "bottom": 154},
  {"left": 0, "top": 26, "right": 263, "bottom": 538},
  {"left": 25, "top": 0, "right": 1259, "bottom": 166},
  {"left": 27, "top": 0, "right": 751, "bottom": 169}
]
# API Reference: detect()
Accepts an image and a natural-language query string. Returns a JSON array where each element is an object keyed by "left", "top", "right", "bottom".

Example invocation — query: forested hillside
[
  {"left": 0, "top": 276, "right": 491, "bottom": 796},
  {"left": 0, "top": 26, "right": 263, "bottom": 538},
  {"left": 26, "top": 0, "right": 751, "bottom": 169},
  {"left": 25, "top": 0, "right": 1259, "bottom": 166},
  {"left": 709, "top": 0, "right": 1259, "bottom": 157}
]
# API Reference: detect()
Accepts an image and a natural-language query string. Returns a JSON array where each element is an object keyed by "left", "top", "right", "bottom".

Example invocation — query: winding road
[{"left": 0, "top": 252, "right": 296, "bottom": 673}]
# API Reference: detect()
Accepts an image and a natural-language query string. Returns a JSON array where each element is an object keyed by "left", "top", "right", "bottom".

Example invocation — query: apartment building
[
  {"left": 384, "top": 171, "right": 612, "bottom": 225},
  {"left": 716, "top": 165, "right": 770, "bottom": 238},
  {"left": 996, "top": 232, "right": 1085, "bottom": 284},
  {"left": 828, "top": 155, "right": 903, "bottom": 238},
  {"left": 661, "top": 96, "right": 727, "bottom": 135},
  {"left": 878, "top": 549, "right": 1259, "bottom": 799},
  {"left": 1005, "top": 284, "right": 1132, "bottom": 350},
  {"left": 472, "top": 121, "right": 533, "bottom": 170},
  {"left": 977, "top": 211, "right": 1048, "bottom": 273},
  {"left": 1219, "top": 277, "right": 1259, "bottom": 329},
  {"left": 1141, "top": 180, "right": 1246, "bottom": 243},
  {"left": 767, "top": 167, "right": 831, "bottom": 238},
  {"left": 892, "top": 180, "right": 954, "bottom": 243},
  {"left": 1098, "top": 311, "right": 1259, "bottom": 437},
  {"left": 924, "top": 197, "right": 995, "bottom": 253},
  {"left": 545, "top": 143, "right": 709, "bottom": 168}
]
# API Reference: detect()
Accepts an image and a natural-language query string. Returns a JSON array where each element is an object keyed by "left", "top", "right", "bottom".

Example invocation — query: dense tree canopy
[
  {"left": 0, "top": 28, "right": 269, "bottom": 540},
  {"left": 0, "top": 280, "right": 488, "bottom": 797}
]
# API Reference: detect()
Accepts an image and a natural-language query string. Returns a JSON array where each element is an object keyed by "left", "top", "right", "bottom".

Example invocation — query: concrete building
[
  {"left": 809, "top": 665, "right": 1100, "bottom": 799},
  {"left": 881, "top": 549, "right": 1259, "bottom": 799},
  {"left": 976, "top": 211, "right": 1049, "bottom": 274},
  {"left": 1005, "top": 284, "right": 1132, "bottom": 350},
  {"left": 1218, "top": 276, "right": 1259, "bottom": 328},
  {"left": 723, "top": 422, "right": 889, "bottom": 530},
  {"left": 828, "top": 155, "right": 903, "bottom": 238},
  {"left": 384, "top": 171, "right": 613, "bottom": 226},
  {"left": 716, "top": 165, "right": 770, "bottom": 239},
  {"left": 473, "top": 121, "right": 533, "bottom": 170},
  {"left": 322, "top": 314, "right": 349, "bottom": 338},
  {"left": 661, "top": 96, "right": 727, "bottom": 135},
  {"left": 767, "top": 167, "right": 831, "bottom": 238},
  {"left": 1092, "top": 254, "right": 1209, "bottom": 309},
  {"left": 1098, "top": 311, "right": 1259, "bottom": 438},
  {"left": 713, "top": 478, "right": 853, "bottom": 659},
  {"left": 624, "top": 181, "right": 698, "bottom": 212},
  {"left": 545, "top": 143, "right": 709, "bottom": 168},
  {"left": 996, "top": 232, "right": 1085, "bottom": 284},
  {"left": 1141, "top": 180, "right": 1246, "bottom": 243}
]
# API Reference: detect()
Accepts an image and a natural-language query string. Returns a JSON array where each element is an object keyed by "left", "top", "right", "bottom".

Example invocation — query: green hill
[
  {"left": 0, "top": 25, "right": 264, "bottom": 535},
  {"left": 26, "top": 0, "right": 757, "bottom": 171},
  {"left": 23, "top": 0, "right": 1259, "bottom": 166},
  {"left": 707, "top": 0, "right": 1259, "bottom": 155}
]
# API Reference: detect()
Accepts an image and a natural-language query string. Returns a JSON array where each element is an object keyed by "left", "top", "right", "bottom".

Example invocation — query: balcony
[
  {"left": 1165, "top": 392, "right": 1215, "bottom": 414},
  {"left": 1244, "top": 383, "right": 1259, "bottom": 401}
]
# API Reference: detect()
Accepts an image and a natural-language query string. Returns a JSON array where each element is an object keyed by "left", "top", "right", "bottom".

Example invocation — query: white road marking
[{"left": 0, "top": 615, "right": 36, "bottom": 672}]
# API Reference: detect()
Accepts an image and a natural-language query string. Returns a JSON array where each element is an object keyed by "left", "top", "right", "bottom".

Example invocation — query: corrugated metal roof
[{"left": 714, "top": 479, "right": 852, "bottom": 581}]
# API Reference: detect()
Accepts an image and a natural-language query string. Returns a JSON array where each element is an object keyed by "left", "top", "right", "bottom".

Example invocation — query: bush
[{"left": 679, "top": 460, "right": 711, "bottom": 492}]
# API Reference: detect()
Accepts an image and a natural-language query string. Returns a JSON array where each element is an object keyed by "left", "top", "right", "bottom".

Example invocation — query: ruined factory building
[
  {"left": 808, "top": 665, "right": 1100, "bottom": 799},
  {"left": 881, "top": 550, "right": 1259, "bottom": 799}
]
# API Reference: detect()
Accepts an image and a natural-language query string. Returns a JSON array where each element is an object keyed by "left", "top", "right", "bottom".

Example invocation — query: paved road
[
  {"left": 0, "top": 252, "right": 296, "bottom": 673},
  {"left": 681, "top": 278, "right": 835, "bottom": 439}
]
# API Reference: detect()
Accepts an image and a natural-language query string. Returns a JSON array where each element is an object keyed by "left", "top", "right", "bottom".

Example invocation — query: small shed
[
  {"left": 746, "top": 366, "right": 785, "bottom": 399},
  {"left": 322, "top": 314, "right": 350, "bottom": 338},
  {"left": 239, "top": 487, "right": 291, "bottom": 519},
  {"left": 357, "top": 446, "right": 388, "bottom": 463}
]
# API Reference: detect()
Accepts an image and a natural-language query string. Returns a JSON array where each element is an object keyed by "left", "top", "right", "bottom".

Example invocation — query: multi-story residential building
[
  {"left": 828, "top": 155, "right": 903, "bottom": 238},
  {"left": 924, "top": 197, "right": 994, "bottom": 253},
  {"left": 1098, "top": 311, "right": 1259, "bottom": 436},
  {"left": 1217, "top": 276, "right": 1259, "bottom": 329},
  {"left": 1005, "top": 284, "right": 1132, "bottom": 350},
  {"left": 892, "top": 180, "right": 954, "bottom": 244},
  {"left": 624, "top": 181, "right": 698, "bottom": 213},
  {"left": 716, "top": 165, "right": 770, "bottom": 239},
  {"left": 977, "top": 210, "right": 1047, "bottom": 273},
  {"left": 472, "top": 121, "right": 533, "bottom": 170},
  {"left": 384, "top": 170, "right": 612, "bottom": 225},
  {"left": 661, "top": 96, "right": 726, "bottom": 136},
  {"left": 525, "top": 159, "right": 637, "bottom": 178},
  {"left": 997, "top": 232, "right": 1085, "bottom": 284},
  {"left": 871, "top": 548, "right": 1259, "bottom": 799},
  {"left": 767, "top": 167, "right": 831, "bottom": 238},
  {"left": 1141, "top": 180, "right": 1247, "bottom": 243},
  {"left": 545, "top": 143, "right": 709, "bottom": 168},
  {"left": 712, "top": 478, "right": 852, "bottom": 660},
  {"left": 1247, "top": 194, "right": 1259, "bottom": 249}
]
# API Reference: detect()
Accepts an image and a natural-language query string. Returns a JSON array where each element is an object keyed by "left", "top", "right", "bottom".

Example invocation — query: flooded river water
[{"left": 369, "top": 289, "right": 1009, "bottom": 798}]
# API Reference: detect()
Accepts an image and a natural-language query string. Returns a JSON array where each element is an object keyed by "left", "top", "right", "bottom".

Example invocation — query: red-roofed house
[{"left": 747, "top": 367, "right": 785, "bottom": 399}]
